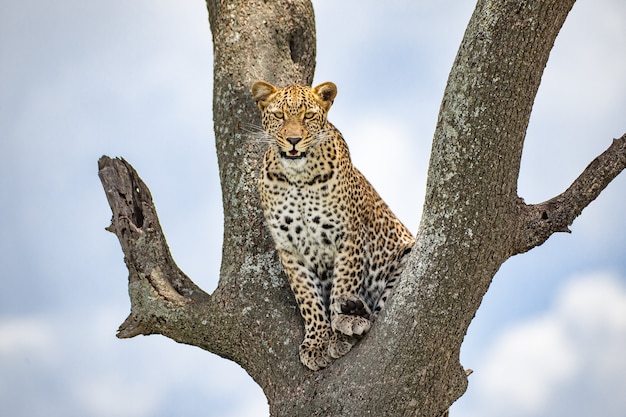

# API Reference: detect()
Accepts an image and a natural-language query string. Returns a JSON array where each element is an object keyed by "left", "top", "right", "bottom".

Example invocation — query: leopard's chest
[{"left": 262, "top": 178, "right": 347, "bottom": 265}]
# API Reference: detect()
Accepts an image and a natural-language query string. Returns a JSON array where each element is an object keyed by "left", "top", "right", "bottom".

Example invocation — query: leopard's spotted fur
[{"left": 252, "top": 81, "right": 415, "bottom": 370}]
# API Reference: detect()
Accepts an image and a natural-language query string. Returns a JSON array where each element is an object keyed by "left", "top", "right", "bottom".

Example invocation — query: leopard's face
[{"left": 252, "top": 82, "right": 337, "bottom": 166}]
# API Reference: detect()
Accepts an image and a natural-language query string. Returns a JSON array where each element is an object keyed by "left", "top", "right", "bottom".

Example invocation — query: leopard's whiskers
[{"left": 242, "top": 123, "right": 273, "bottom": 145}]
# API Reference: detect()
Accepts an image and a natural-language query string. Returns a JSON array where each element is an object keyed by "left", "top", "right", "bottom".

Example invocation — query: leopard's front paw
[
  {"left": 331, "top": 313, "right": 371, "bottom": 336},
  {"left": 299, "top": 340, "right": 332, "bottom": 371},
  {"left": 332, "top": 293, "right": 372, "bottom": 319},
  {"left": 330, "top": 294, "right": 372, "bottom": 336},
  {"left": 328, "top": 332, "right": 357, "bottom": 359}
]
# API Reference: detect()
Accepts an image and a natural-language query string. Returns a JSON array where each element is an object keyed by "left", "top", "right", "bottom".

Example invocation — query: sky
[{"left": 1, "top": 1, "right": 625, "bottom": 416}]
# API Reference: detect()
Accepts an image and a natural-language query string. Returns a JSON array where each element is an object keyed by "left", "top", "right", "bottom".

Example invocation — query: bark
[{"left": 98, "top": 1, "right": 626, "bottom": 416}]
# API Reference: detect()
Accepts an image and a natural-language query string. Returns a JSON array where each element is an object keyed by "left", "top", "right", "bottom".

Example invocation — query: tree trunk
[{"left": 98, "top": 1, "right": 626, "bottom": 416}]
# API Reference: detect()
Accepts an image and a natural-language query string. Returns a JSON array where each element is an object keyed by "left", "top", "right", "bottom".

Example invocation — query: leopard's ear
[
  {"left": 251, "top": 81, "right": 278, "bottom": 111},
  {"left": 313, "top": 82, "right": 337, "bottom": 111}
]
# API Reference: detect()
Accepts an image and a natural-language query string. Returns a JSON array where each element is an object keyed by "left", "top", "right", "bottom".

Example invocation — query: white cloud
[
  {"left": 456, "top": 272, "right": 626, "bottom": 417},
  {"left": 0, "top": 317, "right": 58, "bottom": 361},
  {"left": 475, "top": 316, "right": 578, "bottom": 414},
  {"left": 73, "top": 374, "right": 160, "bottom": 417},
  {"left": 557, "top": 274, "right": 626, "bottom": 333},
  {"left": 0, "top": 309, "right": 268, "bottom": 417}
]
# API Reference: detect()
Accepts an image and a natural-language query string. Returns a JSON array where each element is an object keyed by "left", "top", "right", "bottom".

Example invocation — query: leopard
[{"left": 251, "top": 81, "right": 415, "bottom": 371}]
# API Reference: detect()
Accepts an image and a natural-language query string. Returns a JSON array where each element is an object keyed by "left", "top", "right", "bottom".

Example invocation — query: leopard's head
[{"left": 251, "top": 82, "right": 337, "bottom": 163}]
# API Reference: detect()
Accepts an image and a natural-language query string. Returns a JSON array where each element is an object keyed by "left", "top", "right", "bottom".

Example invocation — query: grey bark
[{"left": 98, "top": 1, "right": 626, "bottom": 416}]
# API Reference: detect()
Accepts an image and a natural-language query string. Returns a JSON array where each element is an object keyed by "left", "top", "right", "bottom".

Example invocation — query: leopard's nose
[{"left": 286, "top": 136, "right": 302, "bottom": 146}]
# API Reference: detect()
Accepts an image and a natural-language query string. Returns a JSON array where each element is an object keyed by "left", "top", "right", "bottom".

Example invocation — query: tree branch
[
  {"left": 514, "top": 133, "right": 626, "bottom": 254},
  {"left": 98, "top": 156, "right": 224, "bottom": 347}
]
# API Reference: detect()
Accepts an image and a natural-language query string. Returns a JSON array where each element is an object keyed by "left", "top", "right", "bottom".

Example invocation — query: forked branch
[{"left": 515, "top": 133, "right": 626, "bottom": 254}]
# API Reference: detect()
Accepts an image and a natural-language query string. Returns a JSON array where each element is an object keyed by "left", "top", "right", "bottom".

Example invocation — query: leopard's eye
[
  {"left": 304, "top": 111, "right": 315, "bottom": 120},
  {"left": 272, "top": 111, "right": 284, "bottom": 119}
]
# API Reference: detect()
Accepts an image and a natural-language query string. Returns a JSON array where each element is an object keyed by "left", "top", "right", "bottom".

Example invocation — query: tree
[{"left": 98, "top": 1, "right": 625, "bottom": 416}]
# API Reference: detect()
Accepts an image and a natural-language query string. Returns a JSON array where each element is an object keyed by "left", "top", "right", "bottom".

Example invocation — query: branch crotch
[{"left": 514, "top": 133, "right": 626, "bottom": 255}]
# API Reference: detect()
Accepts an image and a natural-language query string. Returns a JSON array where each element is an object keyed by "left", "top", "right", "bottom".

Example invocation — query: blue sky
[{"left": 1, "top": 1, "right": 625, "bottom": 416}]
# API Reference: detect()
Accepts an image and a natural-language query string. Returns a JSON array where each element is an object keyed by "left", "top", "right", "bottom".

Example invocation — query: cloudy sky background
[{"left": 1, "top": 1, "right": 625, "bottom": 416}]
